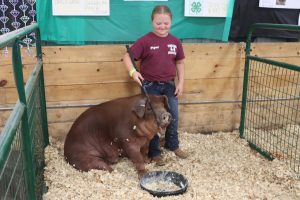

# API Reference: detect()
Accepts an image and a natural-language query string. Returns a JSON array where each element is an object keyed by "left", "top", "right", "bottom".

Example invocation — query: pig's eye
[{"left": 146, "top": 106, "right": 152, "bottom": 111}]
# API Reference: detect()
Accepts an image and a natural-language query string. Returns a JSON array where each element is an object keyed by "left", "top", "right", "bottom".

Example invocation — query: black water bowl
[{"left": 140, "top": 171, "right": 188, "bottom": 197}]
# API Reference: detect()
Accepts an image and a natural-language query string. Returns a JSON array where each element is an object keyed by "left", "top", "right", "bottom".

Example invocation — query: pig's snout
[
  {"left": 158, "top": 112, "right": 172, "bottom": 127},
  {"left": 157, "top": 112, "right": 171, "bottom": 134}
]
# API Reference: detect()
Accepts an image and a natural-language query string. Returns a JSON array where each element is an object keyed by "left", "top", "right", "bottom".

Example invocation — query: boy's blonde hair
[{"left": 151, "top": 5, "right": 172, "bottom": 21}]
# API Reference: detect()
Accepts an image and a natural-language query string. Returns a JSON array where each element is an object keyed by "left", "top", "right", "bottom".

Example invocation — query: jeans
[{"left": 141, "top": 80, "right": 179, "bottom": 158}]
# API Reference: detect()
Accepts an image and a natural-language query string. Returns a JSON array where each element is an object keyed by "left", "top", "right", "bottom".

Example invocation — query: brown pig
[{"left": 64, "top": 94, "right": 171, "bottom": 177}]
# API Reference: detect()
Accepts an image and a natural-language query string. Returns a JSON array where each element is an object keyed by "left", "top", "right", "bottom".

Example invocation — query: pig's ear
[
  {"left": 163, "top": 95, "right": 170, "bottom": 111},
  {"left": 133, "top": 97, "right": 147, "bottom": 118}
]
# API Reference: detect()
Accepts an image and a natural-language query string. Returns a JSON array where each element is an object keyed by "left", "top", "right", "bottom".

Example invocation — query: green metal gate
[
  {"left": 240, "top": 23, "right": 300, "bottom": 177},
  {"left": 0, "top": 24, "right": 49, "bottom": 200}
]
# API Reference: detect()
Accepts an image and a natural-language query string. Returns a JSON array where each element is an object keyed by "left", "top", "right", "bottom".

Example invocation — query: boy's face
[{"left": 152, "top": 13, "right": 172, "bottom": 37}]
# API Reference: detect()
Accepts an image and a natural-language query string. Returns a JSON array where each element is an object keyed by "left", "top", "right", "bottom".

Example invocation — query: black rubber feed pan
[{"left": 140, "top": 171, "right": 188, "bottom": 197}]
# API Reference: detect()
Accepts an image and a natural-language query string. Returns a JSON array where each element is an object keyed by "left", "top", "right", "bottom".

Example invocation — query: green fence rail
[
  {"left": 240, "top": 23, "right": 300, "bottom": 177},
  {"left": 0, "top": 23, "right": 49, "bottom": 200}
]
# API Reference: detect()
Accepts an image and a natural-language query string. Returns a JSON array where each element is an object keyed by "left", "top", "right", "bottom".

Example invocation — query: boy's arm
[
  {"left": 175, "top": 59, "right": 185, "bottom": 96},
  {"left": 123, "top": 53, "right": 144, "bottom": 86}
]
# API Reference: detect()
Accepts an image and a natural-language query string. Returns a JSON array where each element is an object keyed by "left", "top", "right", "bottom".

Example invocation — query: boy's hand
[
  {"left": 175, "top": 82, "right": 184, "bottom": 97},
  {"left": 132, "top": 71, "right": 144, "bottom": 86}
]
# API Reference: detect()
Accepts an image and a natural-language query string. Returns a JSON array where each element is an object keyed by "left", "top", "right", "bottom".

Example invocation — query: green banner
[{"left": 36, "top": 0, "right": 234, "bottom": 44}]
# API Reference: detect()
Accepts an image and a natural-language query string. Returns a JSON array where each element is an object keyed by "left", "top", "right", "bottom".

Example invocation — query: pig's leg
[
  {"left": 126, "top": 145, "right": 147, "bottom": 178},
  {"left": 105, "top": 144, "right": 120, "bottom": 164},
  {"left": 141, "top": 144, "right": 150, "bottom": 163},
  {"left": 78, "top": 156, "right": 113, "bottom": 172},
  {"left": 88, "top": 158, "right": 113, "bottom": 172}
]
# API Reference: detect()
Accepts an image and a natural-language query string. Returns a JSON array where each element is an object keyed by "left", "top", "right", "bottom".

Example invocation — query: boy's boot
[
  {"left": 174, "top": 148, "right": 188, "bottom": 159},
  {"left": 152, "top": 155, "right": 165, "bottom": 166}
]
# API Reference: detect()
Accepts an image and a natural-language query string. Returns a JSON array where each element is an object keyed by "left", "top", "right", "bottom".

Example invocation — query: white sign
[
  {"left": 52, "top": 0, "right": 110, "bottom": 16},
  {"left": 184, "top": 0, "right": 229, "bottom": 17},
  {"left": 259, "top": 0, "right": 300, "bottom": 9},
  {"left": 124, "top": 0, "right": 167, "bottom": 1}
]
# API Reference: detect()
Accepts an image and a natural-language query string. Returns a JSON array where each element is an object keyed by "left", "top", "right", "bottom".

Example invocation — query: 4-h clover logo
[{"left": 191, "top": 1, "right": 201, "bottom": 14}]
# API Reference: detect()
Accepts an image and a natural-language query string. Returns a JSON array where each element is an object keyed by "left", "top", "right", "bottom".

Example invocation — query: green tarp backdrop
[{"left": 36, "top": 0, "right": 234, "bottom": 44}]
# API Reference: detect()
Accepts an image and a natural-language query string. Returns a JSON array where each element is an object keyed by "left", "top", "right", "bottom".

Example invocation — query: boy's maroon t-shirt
[{"left": 130, "top": 32, "right": 185, "bottom": 81}]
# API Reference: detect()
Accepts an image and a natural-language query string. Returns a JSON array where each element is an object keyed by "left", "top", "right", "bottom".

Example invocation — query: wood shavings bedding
[{"left": 43, "top": 131, "right": 300, "bottom": 200}]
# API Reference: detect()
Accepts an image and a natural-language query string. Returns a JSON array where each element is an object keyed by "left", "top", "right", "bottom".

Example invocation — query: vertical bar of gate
[
  {"left": 35, "top": 28, "right": 49, "bottom": 146},
  {"left": 239, "top": 27, "right": 254, "bottom": 138},
  {"left": 12, "top": 38, "right": 36, "bottom": 200}
]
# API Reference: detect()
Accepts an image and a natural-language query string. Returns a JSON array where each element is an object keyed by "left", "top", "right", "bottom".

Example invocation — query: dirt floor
[{"left": 43, "top": 131, "right": 300, "bottom": 200}]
